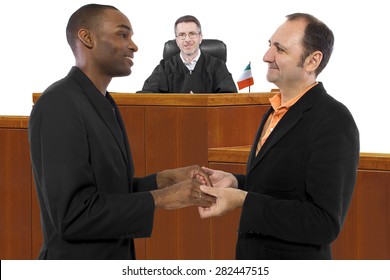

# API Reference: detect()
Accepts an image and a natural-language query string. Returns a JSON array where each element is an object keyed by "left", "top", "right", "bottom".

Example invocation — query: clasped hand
[
  {"left": 152, "top": 165, "right": 247, "bottom": 218},
  {"left": 197, "top": 167, "right": 247, "bottom": 219},
  {"left": 152, "top": 165, "right": 216, "bottom": 209}
]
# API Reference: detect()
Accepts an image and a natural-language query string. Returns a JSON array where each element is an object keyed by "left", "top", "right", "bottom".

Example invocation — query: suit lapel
[
  {"left": 69, "top": 68, "right": 129, "bottom": 166},
  {"left": 249, "top": 105, "right": 303, "bottom": 173},
  {"left": 106, "top": 93, "right": 135, "bottom": 177},
  {"left": 247, "top": 83, "right": 324, "bottom": 173},
  {"left": 246, "top": 108, "right": 273, "bottom": 173}
]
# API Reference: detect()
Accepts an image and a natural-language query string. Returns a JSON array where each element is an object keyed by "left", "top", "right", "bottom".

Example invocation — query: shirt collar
[
  {"left": 180, "top": 50, "right": 201, "bottom": 70},
  {"left": 269, "top": 82, "right": 318, "bottom": 111}
]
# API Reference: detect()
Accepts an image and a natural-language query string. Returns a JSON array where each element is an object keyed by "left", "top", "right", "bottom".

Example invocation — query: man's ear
[
  {"left": 305, "top": 51, "right": 323, "bottom": 73},
  {"left": 77, "top": 29, "right": 94, "bottom": 49}
]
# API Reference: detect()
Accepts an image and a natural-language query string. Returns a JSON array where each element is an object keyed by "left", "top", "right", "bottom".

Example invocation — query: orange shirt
[{"left": 256, "top": 83, "right": 318, "bottom": 155}]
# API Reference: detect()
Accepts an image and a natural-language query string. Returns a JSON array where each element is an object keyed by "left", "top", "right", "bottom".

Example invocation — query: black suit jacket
[
  {"left": 29, "top": 67, "right": 157, "bottom": 259},
  {"left": 235, "top": 83, "right": 360, "bottom": 259}
]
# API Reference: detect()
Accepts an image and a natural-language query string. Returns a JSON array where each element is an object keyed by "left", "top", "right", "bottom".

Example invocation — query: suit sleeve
[
  {"left": 234, "top": 174, "right": 246, "bottom": 189},
  {"left": 133, "top": 174, "right": 158, "bottom": 192}
]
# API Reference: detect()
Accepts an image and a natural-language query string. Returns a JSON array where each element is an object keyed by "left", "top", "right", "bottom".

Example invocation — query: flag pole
[{"left": 248, "top": 61, "right": 251, "bottom": 93}]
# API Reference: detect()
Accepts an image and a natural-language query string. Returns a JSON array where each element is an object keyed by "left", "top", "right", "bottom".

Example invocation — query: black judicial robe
[{"left": 139, "top": 52, "right": 238, "bottom": 93}]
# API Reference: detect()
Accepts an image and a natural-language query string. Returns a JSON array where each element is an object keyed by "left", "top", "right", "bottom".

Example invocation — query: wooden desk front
[{"left": 1, "top": 91, "right": 389, "bottom": 259}]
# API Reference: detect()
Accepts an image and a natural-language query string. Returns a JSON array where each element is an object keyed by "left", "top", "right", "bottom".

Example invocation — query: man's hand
[
  {"left": 151, "top": 179, "right": 216, "bottom": 210},
  {"left": 198, "top": 185, "right": 247, "bottom": 218},
  {"left": 198, "top": 167, "right": 238, "bottom": 189},
  {"left": 157, "top": 165, "right": 212, "bottom": 189}
]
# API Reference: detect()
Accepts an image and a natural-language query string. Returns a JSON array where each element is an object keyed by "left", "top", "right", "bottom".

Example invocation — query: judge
[{"left": 138, "top": 15, "right": 237, "bottom": 93}]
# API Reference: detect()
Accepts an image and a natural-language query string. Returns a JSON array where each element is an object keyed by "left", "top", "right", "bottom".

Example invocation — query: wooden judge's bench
[{"left": 0, "top": 92, "right": 389, "bottom": 259}]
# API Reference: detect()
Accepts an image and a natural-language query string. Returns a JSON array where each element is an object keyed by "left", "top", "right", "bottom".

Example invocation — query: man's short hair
[
  {"left": 287, "top": 13, "right": 334, "bottom": 76},
  {"left": 174, "top": 15, "right": 202, "bottom": 34},
  {"left": 66, "top": 4, "right": 118, "bottom": 53}
]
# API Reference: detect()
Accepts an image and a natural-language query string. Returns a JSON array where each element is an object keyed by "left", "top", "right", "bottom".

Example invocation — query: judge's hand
[
  {"left": 151, "top": 179, "right": 216, "bottom": 210},
  {"left": 196, "top": 167, "right": 238, "bottom": 189},
  {"left": 157, "top": 165, "right": 212, "bottom": 189},
  {"left": 198, "top": 185, "right": 247, "bottom": 218}
]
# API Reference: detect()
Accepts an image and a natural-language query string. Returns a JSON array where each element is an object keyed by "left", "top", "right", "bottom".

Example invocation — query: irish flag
[{"left": 237, "top": 62, "right": 254, "bottom": 90}]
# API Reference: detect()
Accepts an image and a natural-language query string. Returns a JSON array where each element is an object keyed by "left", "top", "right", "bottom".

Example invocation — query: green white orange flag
[{"left": 237, "top": 62, "right": 254, "bottom": 90}]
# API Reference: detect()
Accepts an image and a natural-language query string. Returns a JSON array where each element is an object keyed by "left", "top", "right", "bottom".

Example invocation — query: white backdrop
[{"left": 1, "top": 0, "right": 389, "bottom": 153}]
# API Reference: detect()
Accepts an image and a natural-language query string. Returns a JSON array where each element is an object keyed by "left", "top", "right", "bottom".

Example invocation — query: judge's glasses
[{"left": 176, "top": 32, "right": 200, "bottom": 40}]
